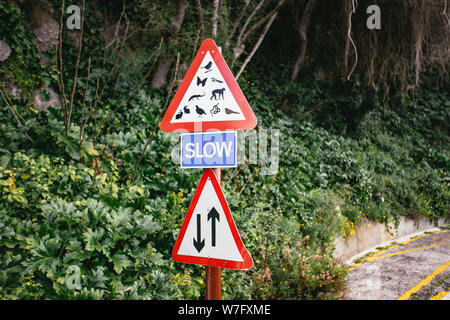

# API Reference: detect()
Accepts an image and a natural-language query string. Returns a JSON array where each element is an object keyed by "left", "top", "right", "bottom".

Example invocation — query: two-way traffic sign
[{"left": 172, "top": 169, "right": 253, "bottom": 270}]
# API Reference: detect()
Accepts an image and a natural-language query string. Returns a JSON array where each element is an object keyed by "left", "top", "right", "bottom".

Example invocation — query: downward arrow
[
  {"left": 193, "top": 214, "right": 205, "bottom": 252},
  {"left": 207, "top": 207, "right": 220, "bottom": 247}
]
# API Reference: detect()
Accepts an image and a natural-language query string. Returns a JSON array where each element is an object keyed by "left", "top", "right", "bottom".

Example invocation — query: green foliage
[
  {"left": 0, "top": 2, "right": 47, "bottom": 89},
  {"left": 252, "top": 242, "right": 347, "bottom": 300},
  {"left": 242, "top": 61, "right": 449, "bottom": 226},
  {"left": 0, "top": 153, "right": 183, "bottom": 299},
  {"left": 235, "top": 192, "right": 347, "bottom": 300},
  {"left": 0, "top": 0, "right": 448, "bottom": 301}
]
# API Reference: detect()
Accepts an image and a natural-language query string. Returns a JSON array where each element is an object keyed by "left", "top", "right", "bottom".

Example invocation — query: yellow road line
[
  {"left": 432, "top": 236, "right": 449, "bottom": 242},
  {"left": 366, "top": 243, "right": 441, "bottom": 262},
  {"left": 348, "top": 263, "right": 362, "bottom": 272},
  {"left": 349, "top": 230, "right": 447, "bottom": 271},
  {"left": 357, "top": 235, "right": 424, "bottom": 263},
  {"left": 367, "top": 231, "right": 445, "bottom": 261},
  {"left": 430, "top": 290, "right": 449, "bottom": 300},
  {"left": 397, "top": 260, "right": 450, "bottom": 300}
]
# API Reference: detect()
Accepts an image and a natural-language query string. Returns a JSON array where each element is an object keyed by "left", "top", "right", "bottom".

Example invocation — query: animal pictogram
[
  {"left": 211, "top": 78, "right": 223, "bottom": 84},
  {"left": 225, "top": 108, "right": 240, "bottom": 115},
  {"left": 189, "top": 93, "right": 205, "bottom": 101},
  {"left": 197, "top": 77, "right": 207, "bottom": 87},
  {"left": 195, "top": 105, "right": 207, "bottom": 117},
  {"left": 210, "top": 88, "right": 226, "bottom": 100},
  {"left": 175, "top": 110, "right": 183, "bottom": 119},
  {"left": 210, "top": 103, "right": 220, "bottom": 116},
  {"left": 201, "top": 61, "right": 212, "bottom": 73}
]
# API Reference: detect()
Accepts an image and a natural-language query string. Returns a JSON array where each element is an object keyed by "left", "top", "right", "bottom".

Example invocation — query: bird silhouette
[
  {"left": 201, "top": 61, "right": 213, "bottom": 73},
  {"left": 225, "top": 108, "right": 240, "bottom": 115},
  {"left": 195, "top": 105, "right": 207, "bottom": 117},
  {"left": 175, "top": 110, "right": 183, "bottom": 119},
  {"left": 183, "top": 106, "right": 190, "bottom": 114},
  {"left": 201, "top": 61, "right": 212, "bottom": 70}
]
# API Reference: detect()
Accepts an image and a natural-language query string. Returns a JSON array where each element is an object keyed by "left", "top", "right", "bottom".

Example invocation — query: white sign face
[
  {"left": 169, "top": 51, "right": 246, "bottom": 124},
  {"left": 176, "top": 176, "right": 243, "bottom": 262},
  {"left": 172, "top": 168, "right": 253, "bottom": 269}
]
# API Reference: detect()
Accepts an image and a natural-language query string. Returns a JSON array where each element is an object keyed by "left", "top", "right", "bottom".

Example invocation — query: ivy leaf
[
  {"left": 148, "top": 251, "right": 164, "bottom": 266},
  {"left": 82, "top": 141, "right": 99, "bottom": 157}
]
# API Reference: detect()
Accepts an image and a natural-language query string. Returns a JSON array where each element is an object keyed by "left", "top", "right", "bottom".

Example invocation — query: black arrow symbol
[
  {"left": 207, "top": 207, "right": 220, "bottom": 247},
  {"left": 193, "top": 214, "right": 205, "bottom": 252}
]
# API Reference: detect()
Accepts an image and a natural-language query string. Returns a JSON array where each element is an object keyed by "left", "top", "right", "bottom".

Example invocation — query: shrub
[
  {"left": 0, "top": 153, "right": 197, "bottom": 299},
  {"left": 251, "top": 238, "right": 347, "bottom": 300}
]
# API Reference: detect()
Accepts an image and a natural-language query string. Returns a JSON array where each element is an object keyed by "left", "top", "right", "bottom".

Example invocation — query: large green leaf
[{"left": 111, "top": 253, "right": 131, "bottom": 274}]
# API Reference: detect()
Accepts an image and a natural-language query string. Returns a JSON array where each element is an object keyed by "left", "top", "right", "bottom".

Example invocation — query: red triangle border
[
  {"left": 172, "top": 169, "right": 253, "bottom": 270},
  {"left": 160, "top": 38, "right": 257, "bottom": 132}
]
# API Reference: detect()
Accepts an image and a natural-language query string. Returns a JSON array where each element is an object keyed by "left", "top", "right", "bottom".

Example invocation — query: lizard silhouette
[{"left": 189, "top": 93, "right": 205, "bottom": 101}]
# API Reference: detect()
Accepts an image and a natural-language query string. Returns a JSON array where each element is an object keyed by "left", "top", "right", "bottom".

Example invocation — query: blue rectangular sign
[{"left": 180, "top": 131, "right": 237, "bottom": 168}]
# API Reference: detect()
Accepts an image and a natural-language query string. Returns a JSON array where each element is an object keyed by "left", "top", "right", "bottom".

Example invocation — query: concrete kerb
[
  {"left": 333, "top": 216, "right": 449, "bottom": 265},
  {"left": 343, "top": 226, "right": 444, "bottom": 266}
]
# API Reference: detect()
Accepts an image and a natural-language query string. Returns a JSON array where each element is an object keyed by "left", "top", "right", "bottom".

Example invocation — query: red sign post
[{"left": 161, "top": 39, "right": 257, "bottom": 300}]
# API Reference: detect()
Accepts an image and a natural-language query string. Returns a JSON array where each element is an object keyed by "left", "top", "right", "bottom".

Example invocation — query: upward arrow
[
  {"left": 207, "top": 207, "right": 220, "bottom": 247},
  {"left": 193, "top": 214, "right": 205, "bottom": 252}
]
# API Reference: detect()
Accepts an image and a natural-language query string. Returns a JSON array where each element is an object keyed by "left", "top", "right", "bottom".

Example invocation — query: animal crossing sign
[{"left": 160, "top": 38, "right": 257, "bottom": 132}]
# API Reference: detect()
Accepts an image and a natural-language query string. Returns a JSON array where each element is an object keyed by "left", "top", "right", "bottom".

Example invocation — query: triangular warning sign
[
  {"left": 172, "top": 169, "right": 253, "bottom": 270},
  {"left": 160, "top": 38, "right": 257, "bottom": 132}
]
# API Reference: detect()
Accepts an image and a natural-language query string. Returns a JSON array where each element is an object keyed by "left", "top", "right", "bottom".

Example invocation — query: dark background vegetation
[{"left": 0, "top": 0, "right": 448, "bottom": 299}]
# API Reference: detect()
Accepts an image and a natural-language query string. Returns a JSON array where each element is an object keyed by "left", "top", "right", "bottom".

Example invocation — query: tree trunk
[
  {"left": 194, "top": 0, "right": 205, "bottom": 39},
  {"left": 343, "top": 0, "right": 352, "bottom": 74},
  {"left": 225, "top": 0, "right": 250, "bottom": 51},
  {"left": 168, "top": 0, "right": 187, "bottom": 36},
  {"left": 150, "top": 0, "right": 186, "bottom": 89},
  {"left": 150, "top": 58, "right": 173, "bottom": 89},
  {"left": 212, "top": 0, "right": 220, "bottom": 38},
  {"left": 290, "top": 0, "right": 318, "bottom": 81},
  {"left": 235, "top": 10, "right": 278, "bottom": 80}
]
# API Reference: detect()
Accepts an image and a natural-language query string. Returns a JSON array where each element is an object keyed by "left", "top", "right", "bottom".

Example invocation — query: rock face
[
  {"left": 33, "top": 87, "right": 61, "bottom": 111},
  {"left": 3, "top": 83, "right": 22, "bottom": 99},
  {"left": 26, "top": 0, "right": 59, "bottom": 64},
  {"left": 0, "top": 41, "right": 11, "bottom": 62},
  {"left": 33, "top": 18, "right": 59, "bottom": 52}
]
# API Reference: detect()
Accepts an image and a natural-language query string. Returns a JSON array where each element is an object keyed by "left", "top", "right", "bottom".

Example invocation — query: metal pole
[
  {"left": 205, "top": 44, "right": 223, "bottom": 301},
  {"left": 205, "top": 168, "right": 222, "bottom": 300}
]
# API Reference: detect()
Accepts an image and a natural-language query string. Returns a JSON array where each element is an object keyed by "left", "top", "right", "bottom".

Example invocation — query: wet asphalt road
[{"left": 343, "top": 228, "right": 450, "bottom": 300}]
